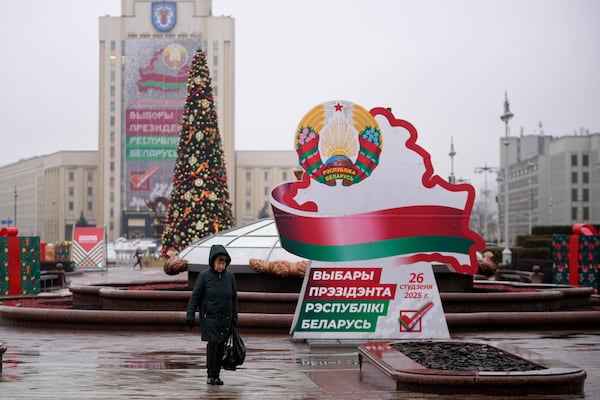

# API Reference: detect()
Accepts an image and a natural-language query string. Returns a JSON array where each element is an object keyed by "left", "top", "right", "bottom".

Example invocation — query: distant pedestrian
[
  {"left": 186, "top": 244, "right": 238, "bottom": 385},
  {"left": 133, "top": 247, "right": 143, "bottom": 270}
]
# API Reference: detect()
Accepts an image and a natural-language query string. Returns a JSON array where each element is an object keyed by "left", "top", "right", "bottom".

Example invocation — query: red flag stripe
[{"left": 272, "top": 204, "right": 468, "bottom": 246}]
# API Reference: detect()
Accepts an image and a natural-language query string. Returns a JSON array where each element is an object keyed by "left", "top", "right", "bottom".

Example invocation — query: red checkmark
[
  {"left": 399, "top": 301, "right": 434, "bottom": 331},
  {"left": 130, "top": 165, "right": 160, "bottom": 188}
]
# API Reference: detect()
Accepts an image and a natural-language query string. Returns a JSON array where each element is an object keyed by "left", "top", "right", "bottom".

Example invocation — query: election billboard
[{"left": 124, "top": 38, "right": 200, "bottom": 210}]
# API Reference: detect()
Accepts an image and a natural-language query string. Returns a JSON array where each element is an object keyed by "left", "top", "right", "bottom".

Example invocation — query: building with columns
[
  {"left": 0, "top": 148, "right": 301, "bottom": 244},
  {"left": 235, "top": 151, "right": 299, "bottom": 225},
  {"left": 0, "top": 151, "right": 99, "bottom": 242}
]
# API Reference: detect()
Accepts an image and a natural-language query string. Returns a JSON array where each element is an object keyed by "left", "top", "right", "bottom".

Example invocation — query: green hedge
[
  {"left": 515, "top": 236, "right": 553, "bottom": 248},
  {"left": 511, "top": 246, "right": 551, "bottom": 260},
  {"left": 483, "top": 246, "right": 550, "bottom": 268},
  {"left": 531, "top": 225, "right": 600, "bottom": 235}
]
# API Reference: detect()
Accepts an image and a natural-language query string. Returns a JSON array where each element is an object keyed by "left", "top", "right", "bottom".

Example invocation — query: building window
[
  {"left": 68, "top": 187, "right": 74, "bottom": 196},
  {"left": 110, "top": 177, "right": 114, "bottom": 188},
  {"left": 572, "top": 207, "right": 578, "bottom": 220},
  {"left": 245, "top": 201, "right": 251, "bottom": 211},
  {"left": 245, "top": 187, "right": 251, "bottom": 196},
  {"left": 583, "top": 207, "right": 590, "bottom": 220},
  {"left": 69, "top": 201, "right": 74, "bottom": 211},
  {"left": 264, "top": 171, "right": 270, "bottom": 180},
  {"left": 571, "top": 154, "right": 578, "bottom": 166},
  {"left": 87, "top": 201, "right": 93, "bottom": 211},
  {"left": 110, "top": 130, "right": 115, "bottom": 141},
  {"left": 582, "top": 154, "right": 589, "bottom": 166},
  {"left": 571, "top": 171, "right": 578, "bottom": 183},
  {"left": 68, "top": 171, "right": 74, "bottom": 181},
  {"left": 245, "top": 171, "right": 251, "bottom": 181},
  {"left": 583, "top": 188, "right": 589, "bottom": 202},
  {"left": 110, "top": 86, "right": 115, "bottom": 97},
  {"left": 110, "top": 101, "right": 115, "bottom": 111},
  {"left": 110, "top": 40, "right": 116, "bottom": 51},
  {"left": 264, "top": 187, "right": 269, "bottom": 195},
  {"left": 571, "top": 189, "right": 578, "bottom": 202},
  {"left": 110, "top": 208, "right": 114, "bottom": 217},
  {"left": 110, "top": 161, "right": 115, "bottom": 172},
  {"left": 87, "top": 187, "right": 93, "bottom": 196},
  {"left": 213, "top": 55, "right": 218, "bottom": 65},
  {"left": 282, "top": 171, "right": 288, "bottom": 181},
  {"left": 583, "top": 171, "right": 589, "bottom": 184},
  {"left": 110, "top": 146, "right": 115, "bottom": 157},
  {"left": 110, "top": 70, "right": 115, "bottom": 81}
]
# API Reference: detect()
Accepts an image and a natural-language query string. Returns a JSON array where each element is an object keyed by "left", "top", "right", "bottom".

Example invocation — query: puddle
[
  {"left": 120, "top": 352, "right": 203, "bottom": 370},
  {"left": 295, "top": 352, "right": 359, "bottom": 367}
]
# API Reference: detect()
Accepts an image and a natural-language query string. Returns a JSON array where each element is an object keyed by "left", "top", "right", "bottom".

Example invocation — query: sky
[{"left": 1, "top": 0, "right": 599, "bottom": 195}]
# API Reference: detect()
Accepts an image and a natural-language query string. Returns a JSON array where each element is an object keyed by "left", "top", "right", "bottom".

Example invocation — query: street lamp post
[
  {"left": 528, "top": 176, "right": 533, "bottom": 234},
  {"left": 500, "top": 92, "right": 513, "bottom": 265},
  {"left": 449, "top": 137, "right": 456, "bottom": 184},
  {"left": 474, "top": 163, "right": 497, "bottom": 242},
  {"left": 13, "top": 186, "right": 17, "bottom": 227},
  {"left": 527, "top": 158, "right": 534, "bottom": 235}
]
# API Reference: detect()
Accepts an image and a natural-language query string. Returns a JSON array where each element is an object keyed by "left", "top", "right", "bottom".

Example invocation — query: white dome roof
[{"left": 179, "top": 218, "right": 306, "bottom": 268}]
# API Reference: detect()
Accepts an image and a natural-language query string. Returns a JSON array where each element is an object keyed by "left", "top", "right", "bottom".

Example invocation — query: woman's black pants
[{"left": 206, "top": 341, "right": 225, "bottom": 378}]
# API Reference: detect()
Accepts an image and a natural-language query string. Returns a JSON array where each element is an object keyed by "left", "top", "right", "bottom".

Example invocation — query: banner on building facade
[{"left": 124, "top": 38, "right": 201, "bottom": 210}]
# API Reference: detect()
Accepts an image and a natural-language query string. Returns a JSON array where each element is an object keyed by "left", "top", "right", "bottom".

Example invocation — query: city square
[{"left": 1, "top": 1, "right": 600, "bottom": 399}]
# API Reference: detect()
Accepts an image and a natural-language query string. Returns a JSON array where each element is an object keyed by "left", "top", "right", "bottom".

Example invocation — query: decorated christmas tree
[{"left": 161, "top": 48, "right": 234, "bottom": 257}]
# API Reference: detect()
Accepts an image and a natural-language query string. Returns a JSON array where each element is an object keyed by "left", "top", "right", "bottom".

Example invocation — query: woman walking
[{"left": 186, "top": 244, "right": 238, "bottom": 385}]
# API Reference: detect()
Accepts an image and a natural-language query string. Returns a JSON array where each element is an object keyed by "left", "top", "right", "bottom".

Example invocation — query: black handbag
[{"left": 222, "top": 326, "right": 245, "bottom": 371}]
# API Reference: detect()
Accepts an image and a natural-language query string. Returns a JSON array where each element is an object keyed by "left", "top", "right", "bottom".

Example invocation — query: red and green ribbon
[{"left": 272, "top": 185, "right": 478, "bottom": 274}]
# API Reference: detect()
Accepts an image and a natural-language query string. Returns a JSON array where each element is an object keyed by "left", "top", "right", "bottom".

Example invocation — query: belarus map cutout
[
  {"left": 272, "top": 100, "right": 484, "bottom": 274},
  {"left": 271, "top": 100, "right": 485, "bottom": 340}
]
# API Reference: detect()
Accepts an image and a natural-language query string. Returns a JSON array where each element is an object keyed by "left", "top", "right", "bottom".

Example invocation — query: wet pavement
[{"left": 1, "top": 266, "right": 599, "bottom": 399}]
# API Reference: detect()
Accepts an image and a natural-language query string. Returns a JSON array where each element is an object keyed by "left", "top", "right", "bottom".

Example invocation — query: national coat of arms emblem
[{"left": 152, "top": 2, "right": 177, "bottom": 32}]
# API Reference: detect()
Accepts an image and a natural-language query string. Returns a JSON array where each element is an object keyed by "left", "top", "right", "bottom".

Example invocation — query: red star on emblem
[{"left": 334, "top": 102, "right": 343, "bottom": 111}]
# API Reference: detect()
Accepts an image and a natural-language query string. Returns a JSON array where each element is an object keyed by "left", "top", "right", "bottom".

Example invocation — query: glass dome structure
[{"left": 179, "top": 218, "right": 306, "bottom": 270}]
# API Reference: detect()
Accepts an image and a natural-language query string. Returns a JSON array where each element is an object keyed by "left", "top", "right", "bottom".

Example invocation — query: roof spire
[{"left": 449, "top": 136, "right": 456, "bottom": 184}]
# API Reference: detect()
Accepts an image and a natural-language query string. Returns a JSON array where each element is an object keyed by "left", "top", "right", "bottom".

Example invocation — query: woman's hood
[{"left": 209, "top": 244, "right": 232, "bottom": 269}]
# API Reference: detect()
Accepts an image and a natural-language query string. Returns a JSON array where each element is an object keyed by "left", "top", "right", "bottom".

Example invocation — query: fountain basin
[
  {"left": 358, "top": 340, "right": 586, "bottom": 396},
  {"left": 2, "top": 277, "right": 598, "bottom": 332},
  {"left": 68, "top": 281, "right": 595, "bottom": 314},
  {"left": 0, "top": 305, "right": 292, "bottom": 332}
]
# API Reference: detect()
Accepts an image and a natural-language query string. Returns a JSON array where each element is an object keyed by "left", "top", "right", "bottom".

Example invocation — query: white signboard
[{"left": 291, "top": 261, "right": 449, "bottom": 339}]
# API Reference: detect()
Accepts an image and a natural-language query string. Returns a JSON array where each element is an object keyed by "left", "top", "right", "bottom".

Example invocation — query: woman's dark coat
[{"left": 186, "top": 245, "right": 238, "bottom": 342}]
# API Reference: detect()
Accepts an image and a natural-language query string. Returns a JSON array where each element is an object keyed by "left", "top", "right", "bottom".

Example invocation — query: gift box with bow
[
  {"left": 552, "top": 224, "right": 599, "bottom": 290},
  {"left": 0, "top": 227, "right": 40, "bottom": 295}
]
